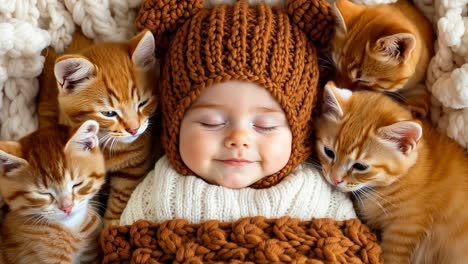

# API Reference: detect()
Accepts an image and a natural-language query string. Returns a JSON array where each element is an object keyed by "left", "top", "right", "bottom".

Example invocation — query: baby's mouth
[{"left": 218, "top": 158, "right": 253, "bottom": 166}]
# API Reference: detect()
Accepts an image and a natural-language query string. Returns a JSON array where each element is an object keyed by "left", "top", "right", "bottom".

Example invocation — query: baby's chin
[{"left": 209, "top": 173, "right": 262, "bottom": 189}]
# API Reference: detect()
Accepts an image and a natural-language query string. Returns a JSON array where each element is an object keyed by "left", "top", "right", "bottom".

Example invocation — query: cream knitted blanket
[{"left": 120, "top": 156, "right": 357, "bottom": 225}]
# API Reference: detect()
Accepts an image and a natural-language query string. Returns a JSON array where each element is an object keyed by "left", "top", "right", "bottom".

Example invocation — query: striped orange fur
[
  {"left": 316, "top": 82, "right": 468, "bottom": 264},
  {"left": 331, "top": 0, "right": 433, "bottom": 92},
  {"left": 0, "top": 121, "right": 106, "bottom": 263},
  {"left": 38, "top": 29, "right": 161, "bottom": 227}
]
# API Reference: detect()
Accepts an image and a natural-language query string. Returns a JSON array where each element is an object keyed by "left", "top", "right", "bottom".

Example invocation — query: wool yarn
[{"left": 101, "top": 217, "right": 383, "bottom": 263}]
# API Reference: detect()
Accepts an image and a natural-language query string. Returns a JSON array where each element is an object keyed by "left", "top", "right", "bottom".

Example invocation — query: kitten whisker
[
  {"left": 365, "top": 187, "right": 398, "bottom": 209},
  {"left": 110, "top": 137, "right": 118, "bottom": 157},
  {"left": 99, "top": 134, "right": 111, "bottom": 143},
  {"left": 28, "top": 214, "right": 48, "bottom": 228},
  {"left": 88, "top": 201, "right": 107, "bottom": 211},
  {"left": 100, "top": 135, "right": 113, "bottom": 153},
  {"left": 352, "top": 189, "right": 366, "bottom": 212},
  {"left": 86, "top": 209, "right": 104, "bottom": 226},
  {"left": 383, "top": 91, "right": 409, "bottom": 104},
  {"left": 23, "top": 215, "right": 39, "bottom": 226},
  {"left": 359, "top": 188, "right": 388, "bottom": 216}
]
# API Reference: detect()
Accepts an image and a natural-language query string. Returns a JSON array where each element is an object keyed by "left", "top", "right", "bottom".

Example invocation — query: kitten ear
[
  {"left": 377, "top": 121, "right": 422, "bottom": 155},
  {"left": 129, "top": 30, "right": 156, "bottom": 70},
  {"left": 334, "top": 0, "right": 365, "bottom": 34},
  {"left": 65, "top": 120, "right": 100, "bottom": 154},
  {"left": 0, "top": 142, "right": 27, "bottom": 174},
  {"left": 373, "top": 33, "right": 416, "bottom": 63},
  {"left": 54, "top": 55, "right": 95, "bottom": 92},
  {"left": 323, "top": 81, "right": 351, "bottom": 120}
]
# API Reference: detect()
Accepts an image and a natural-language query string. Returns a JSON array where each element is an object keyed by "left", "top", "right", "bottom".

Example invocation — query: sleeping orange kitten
[
  {"left": 38, "top": 29, "right": 160, "bottom": 226},
  {"left": 0, "top": 120, "right": 106, "bottom": 263},
  {"left": 316, "top": 81, "right": 468, "bottom": 264},
  {"left": 332, "top": 0, "right": 433, "bottom": 91}
]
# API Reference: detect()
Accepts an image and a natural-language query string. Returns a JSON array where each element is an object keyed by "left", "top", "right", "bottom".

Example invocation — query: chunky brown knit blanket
[{"left": 101, "top": 216, "right": 382, "bottom": 263}]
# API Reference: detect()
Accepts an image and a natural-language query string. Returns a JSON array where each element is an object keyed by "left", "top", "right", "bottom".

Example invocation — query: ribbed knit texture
[
  {"left": 136, "top": 0, "right": 335, "bottom": 188},
  {"left": 136, "top": 0, "right": 204, "bottom": 56},
  {"left": 120, "top": 156, "right": 356, "bottom": 225},
  {"left": 286, "top": 0, "right": 335, "bottom": 46}
]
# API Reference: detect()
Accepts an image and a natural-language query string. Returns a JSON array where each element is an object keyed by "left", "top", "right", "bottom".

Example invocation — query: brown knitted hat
[{"left": 137, "top": 0, "right": 335, "bottom": 188}]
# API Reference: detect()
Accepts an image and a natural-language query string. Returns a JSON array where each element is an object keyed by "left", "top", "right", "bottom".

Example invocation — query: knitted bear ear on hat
[
  {"left": 136, "top": 0, "right": 204, "bottom": 57},
  {"left": 286, "top": 0, "right": 335, "bottom": 47}
]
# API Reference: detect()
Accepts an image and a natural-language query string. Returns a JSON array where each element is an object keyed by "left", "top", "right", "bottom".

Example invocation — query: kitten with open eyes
[
  {"left": 332, "top": 0, "right": 433, "bottom": 91},
  {"left": 315, "top": 81, "right": 468, "bottom": 264},
  {"left": 38, "top": 29, "right": 161, "bottom": 226},
  {"left": 0, "top": 120, "right": 106, "bottom": 263}
]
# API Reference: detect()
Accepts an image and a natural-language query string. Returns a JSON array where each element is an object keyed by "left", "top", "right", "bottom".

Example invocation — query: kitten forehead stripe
[{"left": 5, "top": 191, "right": 30, "bottom": 202}]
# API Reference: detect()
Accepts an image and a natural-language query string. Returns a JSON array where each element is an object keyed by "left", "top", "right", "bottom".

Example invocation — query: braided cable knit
[
  {"left": 0, "top": 0, "right": 40, "bottom": 25},
  {"left": 0, "top": 1, "right": 73, "bottom": 140},
  {"left": 0, "top": 19, "right": 49, "bottom": 140},
  {"left": 36, "top": 0, "right": 75, "bottom": 52},
  {"left": 63, "top": 0, "right": 141, "bottom": 42},
  {"left": 413, "top": 0, "right": 468, "bottom": 149},
  {"left": 102, "top": 217, "right": 382, "bottom": 263}
]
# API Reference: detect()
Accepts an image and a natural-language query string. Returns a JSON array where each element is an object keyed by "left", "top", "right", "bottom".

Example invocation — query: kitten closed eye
[
  {"left": 73, "top": 181, "right": 83, "bottom": 188},
  {"left": 138, "top": 99, "right": 149, "bottom": 108}
]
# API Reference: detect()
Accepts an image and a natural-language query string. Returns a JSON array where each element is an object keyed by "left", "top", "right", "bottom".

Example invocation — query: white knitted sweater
[{"left": 120, "top": 156, "right": 357, "bottom": 225}]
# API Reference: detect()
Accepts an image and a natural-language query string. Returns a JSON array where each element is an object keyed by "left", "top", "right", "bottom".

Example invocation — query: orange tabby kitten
[
  {"left": 316, "top": 81, "right": 468, "bottom": 264},
  {"left": 331, "top": 0, "right": 433, "bottom": 92},
  {"left": 38, "top": 29, "right": 160, "bottom": 226},
  {"left": 0, "top": 120, "right": 106, "bottom": 263}
]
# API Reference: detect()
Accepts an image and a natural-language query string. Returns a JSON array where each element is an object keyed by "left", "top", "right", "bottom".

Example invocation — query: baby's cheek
[
  {"left": 258, "top": 134, "right": 292, "bottom": 175},
  {"left": 180, "top": 132, "right": 216, "bottom": 171}
]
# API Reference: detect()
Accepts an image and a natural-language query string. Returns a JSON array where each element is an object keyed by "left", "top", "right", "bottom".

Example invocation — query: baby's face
[{"left": 179, "top": 81, "right": 292, "bottom": 189}]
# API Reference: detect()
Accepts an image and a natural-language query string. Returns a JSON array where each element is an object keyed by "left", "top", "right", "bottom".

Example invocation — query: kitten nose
[
  {"left": 332, "top": 178, "right": 343, "bottom": 185},
  {"left": 60, "top": 205, "right": 73, "bottom": 215},
  {"left": 126, "top": 127, "right": 139, "bottom": 135}
]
